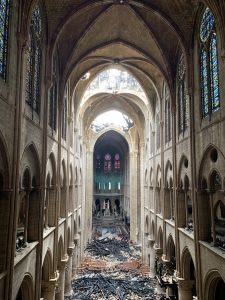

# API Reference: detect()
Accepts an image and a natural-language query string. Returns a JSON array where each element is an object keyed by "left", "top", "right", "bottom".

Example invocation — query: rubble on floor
[
  {"left": 70, "top": 236, "right": 166, "bottom": 300},
  {"left": 85, "top": 237, "right": 141, "bottom": 261},
  {"left": 71, "top": 270, "right": 160, "bottom": 300}
]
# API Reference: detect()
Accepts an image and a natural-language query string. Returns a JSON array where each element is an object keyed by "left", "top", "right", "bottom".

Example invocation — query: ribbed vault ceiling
[{"left": 23, "top": 0, "right": 223, "bottom": 128}]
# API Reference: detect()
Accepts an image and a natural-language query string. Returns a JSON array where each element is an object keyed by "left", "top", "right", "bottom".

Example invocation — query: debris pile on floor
[
  {"left": 71, "top": 270, "right": 160, "bottom": 300},
  {"left": 70, "top": 236, "right": 166, "bottom": 300},
  {"left": 85, "top": 237, "right": 141, "bottom": 261}
]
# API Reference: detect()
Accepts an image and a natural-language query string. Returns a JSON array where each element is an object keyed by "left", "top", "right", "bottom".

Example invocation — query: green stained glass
[{"left": 0, "top": 0, "right": 10, "bottom": 80}]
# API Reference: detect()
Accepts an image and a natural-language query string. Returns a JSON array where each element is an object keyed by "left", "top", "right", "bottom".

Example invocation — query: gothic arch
[
  {"left": 157, "top": 226, "right": 163, "bottom": 249},
  {"left": 149, "top": 167, "right": 153, "bottom": 186},
  {"left": 165, "top": 160, "right": 173, "bottom": 187},
  {"left": 178, "top": 154, "right": 190, "bottom": 188},
  {"left": 145, "top": 215, "right": 149, "bottom": 234},
  {"left": 156, "top": 164, "right": 161, "bottom": 188},
  {"left": 42, "top": 248, "right": 53, "bottom": 281},
  {"left": 180, "top": 247, "right": 196, "bottom": 280},
  {"left": 61, "top": 159, "right": 67, "bottom": 187},
  {"left": 198, "top": 144, "right": 225, "bottom": 188},
  {"left": 166, "top": 234, "right": 175, "bottom": 260},
  {"left": 151, "top": 220, "right": 155, "bottom": 239},
  {"left": 20, "top": 143, "right": 41, "bottom": 187},
  {"left": 57, "top": 235, "right": 64, "bottom": 264},
  {"left": 16, "top": 273, "right": 34, "bottom": 300},
  {"left": 46, "top": 152, "right": 57, "bottom": 186},
  {"left": 204, "top": 270, "right": 225, "bottom": 300}
]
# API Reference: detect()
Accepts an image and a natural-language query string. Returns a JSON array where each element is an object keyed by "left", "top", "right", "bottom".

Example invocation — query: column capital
[
  {"left": 147, "top": 236, "right": 155, "bottom": 247},
  {"left": 58, "top": 255, "right": 69, "bottom": 270},
  {"left": 41, "top": 273, "right": 58, "bottom": 292},
  {"left": 177, "top": 278, "right": 195, "bottom": 291},
  {"left": 67, "top": 245, "right": 75, "bottom": 256},
  {"left": 154, "top": 246, "right": 163, "bottom": 256}
]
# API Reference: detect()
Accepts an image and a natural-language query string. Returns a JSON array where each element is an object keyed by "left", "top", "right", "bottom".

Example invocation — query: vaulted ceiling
[{"left": 24, "top": 0, "right": 224, "bottom": 123}]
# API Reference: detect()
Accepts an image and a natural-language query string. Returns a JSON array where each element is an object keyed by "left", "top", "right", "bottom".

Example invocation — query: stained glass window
[
  {"left": 210, "top": 33, "right": 220, "bottom": 112},
  {"left": 104, "top": 153, "right": 111, "bottom": 173},
  {"left": 26, "top": 4, "right": 42, "bottom": 115},
  {"left": 62, "top": 85, "right": 68, "bottom": 140},
  {"left": 200, "top": 48, "right": 209, "bottom": 117},
  {"left": 114, "top": 153, "right": 120, "bottom": 170},
  {"left": 177, "top": 54, "right": 188, "bottom": 134},
  {"left": 96, "top": 154, "right": 101, "bottom": 170},
  {"left": 0, "top": 0, "right": 10, "bottom": 80},
  {"left": 200, "top": 7, "right": 220, "bottom": 118},
  {"left": 49, "top": 52, "right": 58, "bottom": 131}
]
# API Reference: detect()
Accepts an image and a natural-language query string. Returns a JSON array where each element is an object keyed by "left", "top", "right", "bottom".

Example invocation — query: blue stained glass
[
  {"left": 200, "top": 48, "right": 209, "bottom": 117},
  {"left": 200, "top": 7, "right": 214, "bottom": 42},
  {"left": 33, "top": 46, "right": 41, "bottom": 113},
  {"left": 0, "top": 0, "right": 10, "bottom": 80},
  {"left": 26, "top": 36, "right": 33, "bottom": 105},
  {"left": 31, "top": 5, "right": 42, "bottom": 37},
  {"left": 210, "top": 34, "right": 220, "bottom": 112}
]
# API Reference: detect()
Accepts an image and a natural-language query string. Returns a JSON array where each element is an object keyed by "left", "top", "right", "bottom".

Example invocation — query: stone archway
[
  {"left": 16, "top": 274, "right": 34, "bottom": 300},
  {"left": 204, "top": 270, "right": 225, "bottom": 300}
]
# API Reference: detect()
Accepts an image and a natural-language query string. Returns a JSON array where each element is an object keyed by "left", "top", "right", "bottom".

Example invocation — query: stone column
[
  {"left": 154, "top": 247, "right": 165, "bottom": 294},
  {"left": 41, "top": 274, "right": 58, "bottom": 300},
  {"left": 178, "top": 279, "right": 195, "bottom": 300},
  {"left": 72, "top": 235, "right": 79, "bottom": 276},
  {"left": 209, "top": 193, "right": 216, "bottom": 244},
  {"left": 55, "top": 256, "right": 68, "bottom": 300},
  {"left": 85, "top": 149, "right": 93, "bottom": 243},
  {"left": 65, "top": 246, "right": 74, "bottom": 296},
  {"left": 130, "top": 151, "right": 138, "bottom": 242},
  {"left": 149, "top": 238, "right": 156, "bottom": 276}
]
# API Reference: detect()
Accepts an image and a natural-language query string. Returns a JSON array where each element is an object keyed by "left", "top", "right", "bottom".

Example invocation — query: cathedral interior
[{"left": 0, "top": 0, "right": 225, "bottom": 299}]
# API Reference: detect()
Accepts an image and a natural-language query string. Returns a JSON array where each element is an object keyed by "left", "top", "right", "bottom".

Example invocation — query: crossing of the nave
[{"left": 0, "top": 1, "right": 225, "bottom": 300}]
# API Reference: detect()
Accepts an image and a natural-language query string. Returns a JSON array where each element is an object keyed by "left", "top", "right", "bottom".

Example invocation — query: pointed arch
[
  {"left": 20, "top": 143, "right": 41, "bottom": 187},
  {"left": 145, "top": 215, "right": 149, "bottom": 234},
  {"left": 180, "top": 247, "right": 196, "bottom": 280},
  {"left": 16, "top": 273, "right": 34, "bottom": 300},
  {"left": 57, "top": 235, "right": 64, "bottom": 265},
  {"left": 61, "top": 159, "right": 67, "bottom": 187},
  {"left": 156, "top": 164, "right": 161, "bottom": 188},
  {"left": 42, "top": 248, "right": 53, "bottom": 281},
  {"left": 204, "top": 270, "right": 225, "bottom": 300},
  {"left": 166, "top": 234, "right": 175, "bottom": 260},
  {"left": 47, "top": 152, "right": 57, "bottom": 186},
  {"left": 157, "top": 226, "right": 163, "bottom": 249}
]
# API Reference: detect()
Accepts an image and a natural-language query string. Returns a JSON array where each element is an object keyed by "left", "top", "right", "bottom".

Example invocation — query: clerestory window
[
  {"left": 26, "top": 4, "right": 42, "bottom": 115},
  {"left": 0, "top": 0, "right": 10, "bottom": 80},
  {"left": 200, "top": 7, "right": 220, "bottom": 118},
  {"left": 177, "top": 54, "right": 188, "bottom": 134}
]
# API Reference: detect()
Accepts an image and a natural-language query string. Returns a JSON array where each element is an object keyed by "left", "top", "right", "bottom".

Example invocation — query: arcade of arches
[{"left": 1, "top": 0, "right": 225, "bottom": 299}]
